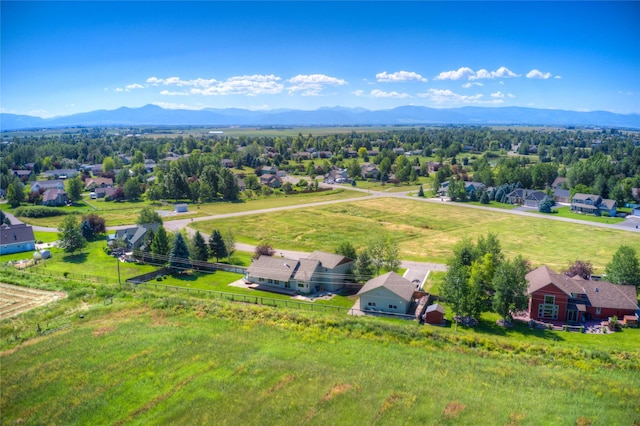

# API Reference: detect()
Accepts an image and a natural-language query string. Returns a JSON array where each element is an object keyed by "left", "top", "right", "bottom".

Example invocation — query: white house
[
  {"left": 0, "top": 223, "right": 36, "bottom": 255},
  {"left": 357, "top": 272, "right": 416, "bottom": 315}
]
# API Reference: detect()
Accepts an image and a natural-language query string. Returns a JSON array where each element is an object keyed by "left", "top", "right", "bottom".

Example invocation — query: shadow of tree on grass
[{"left": 62, "top": 253, "right": 88, "bottom": 264}]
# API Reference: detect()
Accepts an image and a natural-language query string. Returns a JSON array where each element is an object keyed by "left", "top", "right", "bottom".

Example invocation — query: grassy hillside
[
  {"left": 1, "top": 272, "right": 639, "bottom": 425},
  {"left": 192, "top": 197, "right": 640, "bottom": 272}
]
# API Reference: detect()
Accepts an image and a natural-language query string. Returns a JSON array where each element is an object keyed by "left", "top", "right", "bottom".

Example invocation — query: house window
[
  {"left": 596, "top": 307, "right": 601, "bottom": 315},
  {"left": 544, "top": 295, "right": 555, "bottom": 305},
  {"left": 538, "top": 304, "right": 558, "bottom": 319},
  {"left": 298, "top": 283, "right": 305, "bottom": 288}
]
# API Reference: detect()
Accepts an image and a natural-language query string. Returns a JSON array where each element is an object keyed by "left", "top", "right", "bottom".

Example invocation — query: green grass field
[
  {"left": 12, "top": 188, "right": 367, "bottom": 228},
  {"left": 1, "top": 284, "right": 638, "bottom": 426},
  {"left": 533, "top": 205, "right": 626, "bottom": 224},
  {"left": 192, "top": 197, "right": 640, "bottom": 272}
]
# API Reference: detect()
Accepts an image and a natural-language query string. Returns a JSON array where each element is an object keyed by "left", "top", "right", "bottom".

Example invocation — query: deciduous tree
[
  {"left": 605, "top": 245, "right": 640, "bottom": 287},
  {"left": 492, "top": 256, "right": 529, "bottom": 323},
  {"left": 58, "top": 216, "right": 87, "bottom": 254}
]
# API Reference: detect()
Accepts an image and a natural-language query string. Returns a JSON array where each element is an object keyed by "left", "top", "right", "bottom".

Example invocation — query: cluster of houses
[
  {"left": 245, "top": 250, "right": 638, "bottom": 328},
  {"left": 437, "top": 176, "right": 620, "bottom": 217}
]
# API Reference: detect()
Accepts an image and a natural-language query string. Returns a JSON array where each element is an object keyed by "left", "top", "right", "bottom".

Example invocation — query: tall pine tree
[
  {"left": 208, "top": 229, "right": 227, "bottom": 262},
  {"left": 192, "top": 231, "right": 210, "bottom": 262},
  {"left": 169, "top": 232, "right": 191, "bottom": 272}
]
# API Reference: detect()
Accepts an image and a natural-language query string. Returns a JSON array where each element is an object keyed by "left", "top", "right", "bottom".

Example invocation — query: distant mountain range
[{"left": 2, "top": 104, "right": 639, "bottom": 131}]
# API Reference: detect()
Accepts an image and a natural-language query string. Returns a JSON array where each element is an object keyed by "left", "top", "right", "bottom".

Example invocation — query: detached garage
[{"left": 357, "top": 272, "right": 415, "bottom": 315}]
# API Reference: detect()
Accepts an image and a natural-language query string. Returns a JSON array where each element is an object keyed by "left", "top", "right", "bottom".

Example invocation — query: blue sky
[{"left": 2, "top": 1, "right": 639, "bottom": 118}]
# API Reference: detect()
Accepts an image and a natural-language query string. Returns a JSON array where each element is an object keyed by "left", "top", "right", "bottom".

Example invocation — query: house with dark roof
[
  {"left": 357, "top": 272, "right": 416, "bottom": 315},
  {"left": 551, "top": 177, "right": 567, "bottom": 190},
  {"left": 571, "top": 193, "right": 617, "bottom": 217},
  {"left": 553, "top": 188, "right": 571, "bottom": 204},
  {"left": 505, "top": 189, "right": 545, "bottom": 207},
  {"left": 42, "top": 189, "right": 68, "bottom": 206},
  {"left": 259, "top": 174, "right": 282, "bottom": 188},
  {"left": 526, "top": 265, "right": 638, "bottom": 323},
  {"left": 0, "top": 223, "right": 36, "bottom": 255},
  {"left": 245, "top": 251, "right": 353, "bottom": 294},
  {"left": 43, "top": 169, "right": 78, "bottom": 179},
  {"left": 361, "top": 163, "right": 380, "bottom": 180},
  {"left": 111, "top": 223, "right": 160, "bottom": 251}
]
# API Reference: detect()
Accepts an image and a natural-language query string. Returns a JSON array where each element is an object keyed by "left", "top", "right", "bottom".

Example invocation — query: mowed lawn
[
  {"left": 2, "top": 303, "right": 639, "bottom": 426},
  {"left": 192, "top": 197, "right": 640, "bottom": 272}
]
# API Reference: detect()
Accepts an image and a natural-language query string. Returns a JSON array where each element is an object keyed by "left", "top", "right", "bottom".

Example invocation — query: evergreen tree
[
  {"left": 219, "top": 168, "right": 240, "bottom": 201},
  {"left": 479, "top": 190, "right": 490, "bottom": 204},
  {"left": 208, "top": 230, "right": 227, "bottom": 262},
  {"left": 538, "top": 196, "right": 554, "bottom": 213},
  {"left": 151, "top": 226, "right": 170, "bottom": 263},
  {"left": 417, "top": 185, "right": 425, "bottom": 197},
  {"left": 80, "top": 220, "right": 94, "bottom": 240},
  {"left": 354, "top": 249, "right": 375, "bottom": 282},
  {"left": 58, "top": 216, "right": 87, "bottom": 254},
  {"left": 335, "top": 241, "right": 357, "bottom": 260},
  {"left": 169, "top": 232, "right": 191, "bottom": 272},
  {"left": 191, "top": 231, "right": 210, "bottom": 262}
]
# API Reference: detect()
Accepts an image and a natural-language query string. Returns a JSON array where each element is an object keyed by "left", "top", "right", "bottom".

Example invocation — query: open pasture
[
  {"left": 2, "top": 301, "right": 639, "bottom": 425},
  {"left": 192, "top": 197, "right": 640, "bottom": 272}
]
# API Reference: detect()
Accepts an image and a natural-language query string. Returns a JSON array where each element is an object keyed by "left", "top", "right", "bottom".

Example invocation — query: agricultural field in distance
[{"left": 192, "top": 196, "right": 640, "bottom": 272}]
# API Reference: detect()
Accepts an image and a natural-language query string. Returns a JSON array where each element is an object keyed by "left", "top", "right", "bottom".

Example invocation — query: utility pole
[{"left": 117, "top": 256, "right": 121, "bottom": 285}]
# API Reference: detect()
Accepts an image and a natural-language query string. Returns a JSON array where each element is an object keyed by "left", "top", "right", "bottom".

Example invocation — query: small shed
[
  {"left": 632, "top": 207, "right": 640, "bottom": 217},
  {"left": 174, "top": 203, "right": 188, "bottom": 213},
  {"left": 39, "top": 249, "right": 51, "bottom": 259},
  {"left": 423, "top": 304, "right": 446, "bottom": 325}
]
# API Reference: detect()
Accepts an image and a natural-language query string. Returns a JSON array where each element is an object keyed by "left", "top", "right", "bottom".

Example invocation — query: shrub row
[{"left": 14, "top": 206, "right": 78, "bottom": 218}]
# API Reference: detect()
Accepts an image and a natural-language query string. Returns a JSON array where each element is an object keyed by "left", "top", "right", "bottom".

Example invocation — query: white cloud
[
  {"left": 418, "top": 88, "right": 507, "bottom": 105},
  {"left": 115, "top": 88, "right": 124, "bottom": 92},
  {"left": 147, "top": 76, "right": 217, "bottom": 88},
  {"left": 508, "top": 93, "right": 516, "bottom": 98},
  {"left": 418, "top": 89, "right": 483, "bottom": 104},
  {"left": 190, "top": 75, "right": 284, "bottom": 96},
  {"left": 434, "top": 67, "right": 475, "bottom": 81},
  {"left": 353, "top": 90, "right": 365, "bottom": 96},
  {"left": 287, "top": 74, "right": 347, "bottom": 96},
  {"left": 526, "top": 69, "right": 552, "bottom": 79},
  {"left": 369, "top": 89, "right": 411, "bottom": 99},
  {"left": 125, "top": 83, "right": 144, "bottom": 90},
  {"left": 376, "top": 71, "right": 427, "bottom": 83},
  {"left": 470, "top": 66, "right": 519, "bottom": 80},
  {"left": 435, "top": 66, "right": 519, "bottom": 81},
  {"left": 462, "top": 82, "right": 483, "bottom": 88},
  {"left": 160, "top": 90, "right": 189, "bottom": 96},
  {"left": 554, "top": 75, "right": 562, "bottom": 79}
]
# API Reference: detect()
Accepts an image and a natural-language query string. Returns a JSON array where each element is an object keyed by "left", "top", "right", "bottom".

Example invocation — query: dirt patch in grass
[
  {"left": 576, "top": 417, "right": 593, "bottom": 426},
  {"left": 508, "top": 411, "right": 525, "bottom": 425},
  {"left": 322, "top": 383, "right": 353, "bottom": 401},
  {"left": 92, "top": 326, "right": 116, "bottom": 337},
  {"left": 443, "top": 401, "right": 466, "bottom": 418},
  {"left": 375, "top": 391, "right": 417, "bottom": 419},
  {"left": 265, "top": 374, "right": 296, "bottom": 395}
]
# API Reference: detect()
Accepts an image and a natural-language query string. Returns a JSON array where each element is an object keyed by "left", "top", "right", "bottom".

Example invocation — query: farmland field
[
  {"left": 192, "top": 196, "right": 640, "bottom": 272},
  {"left": 0, "top": 283, "right": 66, "bottom": 320}
]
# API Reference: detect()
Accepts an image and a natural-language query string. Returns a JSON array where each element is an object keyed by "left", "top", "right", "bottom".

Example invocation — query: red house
[{"left": 526, "top": 266, "right": 638, "bottom": 323}]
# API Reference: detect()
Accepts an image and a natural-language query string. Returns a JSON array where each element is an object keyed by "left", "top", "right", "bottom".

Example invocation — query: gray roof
[
  {"left": 553, "top": 188, "right": 570, "bottom": 198},
  {"left": 293, "top": 259, "right": 320, "bottom": 282},
  {"left": 307, "top": 251, "right": 352, "bottom": 269},
  {"left": 32, "top": 179, "right": 65, "bottom": 191},
  {"left": 1, "top": 223, "right": 35, "bottom": 245},
  {"left": 357, "top": 271, "right": 415, "bottom": 302},
  {"left": 42, "top": 188, "right": 67, "bottom": 202},
  {"left": 524, "top": 191, "right": 546, "bottom": 202},
  {"left": 247, "top": 255, "right": 297, "bottom": 282}
]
